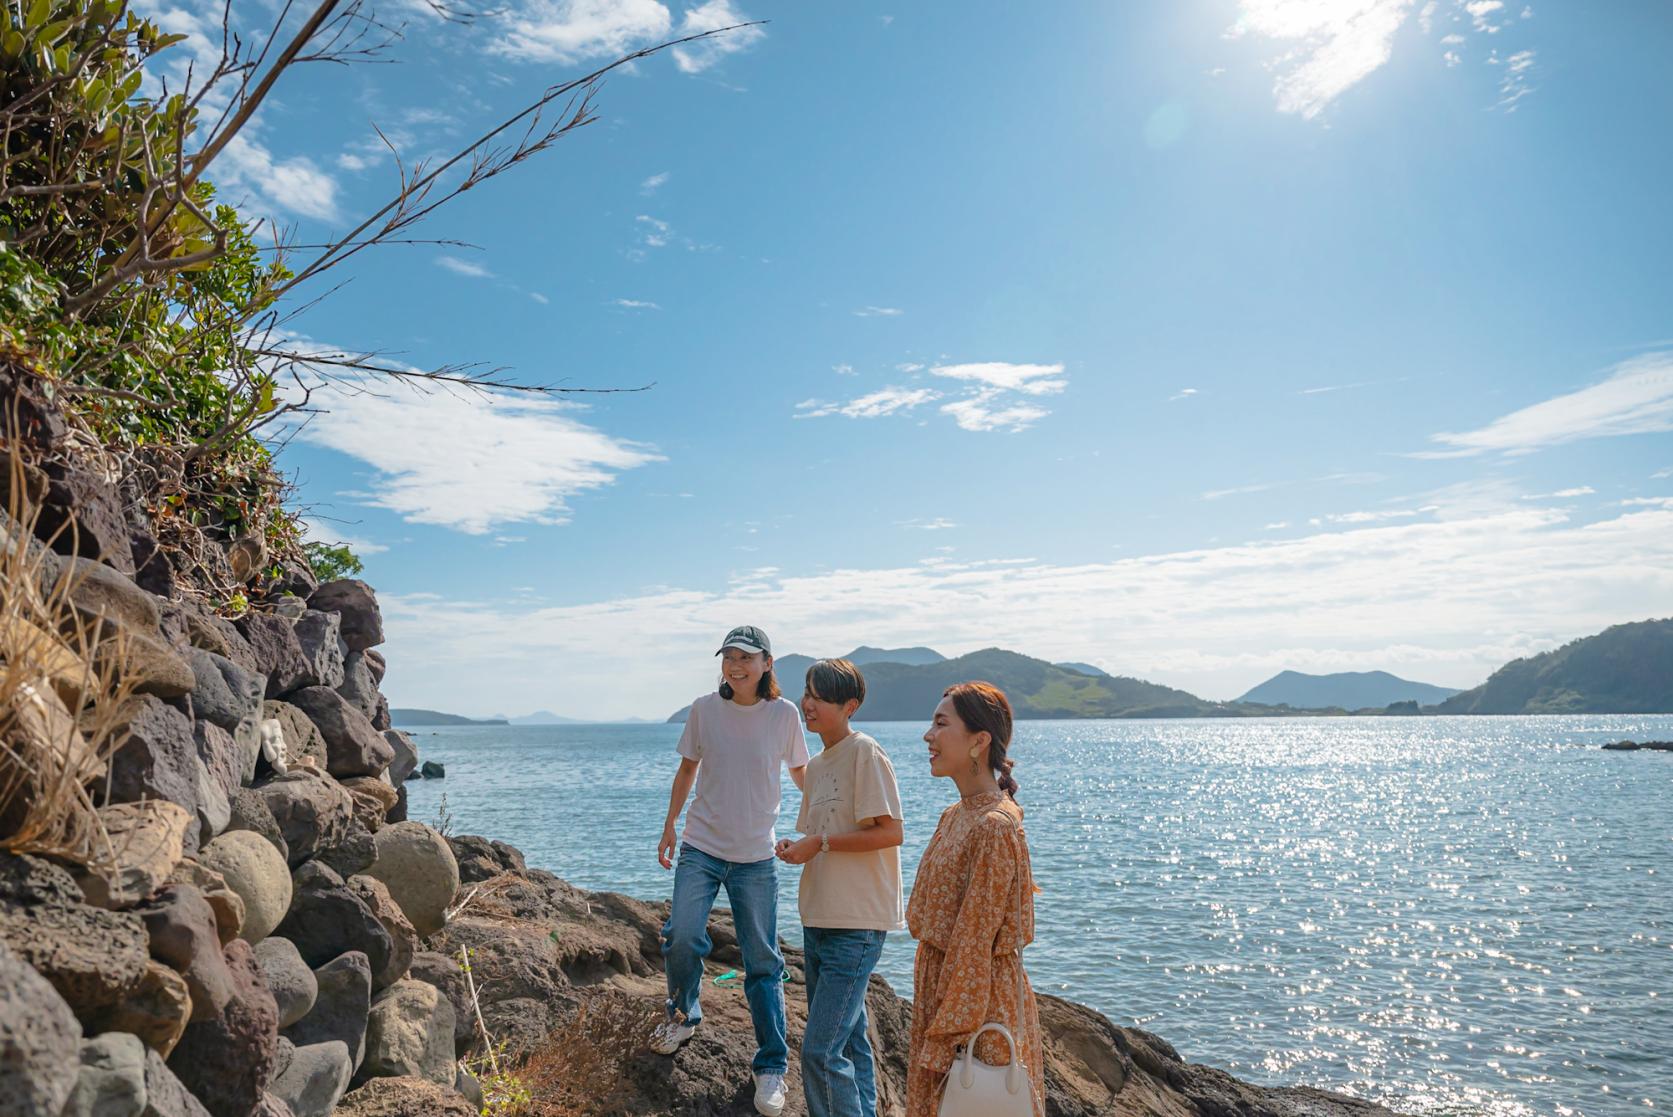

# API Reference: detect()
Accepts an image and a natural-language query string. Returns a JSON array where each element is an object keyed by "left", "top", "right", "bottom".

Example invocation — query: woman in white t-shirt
[{"left": 651, "top": 625, "right": 809, "bottom": 1117}]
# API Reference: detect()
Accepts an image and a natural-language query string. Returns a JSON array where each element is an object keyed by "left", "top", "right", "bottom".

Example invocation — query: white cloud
[
  {"left": 640, "top": 171, "right": 670, "bottom": 194},
  {"left": 530, "top": 292, "right": 550, "bottom": 304},
  {"left": 490, "top": 0, "right": 672, "bottom": 64},
  {"left": 378, "top": 501, "right": 1673, "bottom": 719},
  {"left": 436, "top": 255, "right": 494, "bottom": 279},
  {"left": 897, "top": 362, "right": 925, "bottom": 373},
  {"left": 300, "top": 518, "right": 389, "bottom": 556},
  {"left": 832, "top": 364, "right": 855, "bottom": 376},
  {"left": 1322, "top": 506, "right": 1436, "bottom": 524},
  {"left": 1204, "top": 482, "right": 1277, "bottom": 501},
  {"left": 635, "top": 215, "right": 671, "bottom": 248},
  {"left": 1654, "top": 467, "right": 1673, "bottom": 480},
  {"left": 291, "top": 377, "right": 661, "bottom": 534},
  {"left": 854, "top": 306, "right": 904, "bottom": 318},
  {"left": 613, "top": 298, "right": 661, "bottom": 309},
  {"left": 1227, "top": 0, "right": 1416, "bottom": 119},
  {"left": 218, "top": 134, "right": 340, "bottom": 222},
  {"left": 1466, "top": 0, "right": 1504, "bottom": 31},
  {"left": 1170, "top": 387, "right": 1199, "bottom": 402},
  {"left": 898, "top": 518, "right": 957, "bottom": 531},
  {"left": 1495, "top": 48, "right": 1536, "bottom": 110},
  {"left": 795, "top": 387, "right": 940, "bottom": 420},
  {"left": 671, "top": 0, "right": 767, "bottom": 74},
  {"left": 1265, "top": 521, "right": 1290, "bottom": 530},
  {"left": 940, "top": 391, "right": 1050, "bottom": 433},
  {"left": 1422, "top": 352, "right": 1673, "bottom": 457},
  {"left": 930, "top": 362, "right": 1067, "bottom": 396},
  {"left": 1228, "top": 0, "right": 1538, "bottom": 117},
  {"left": 1520, "top": 486, "right": 1594, "bottom": 500}
]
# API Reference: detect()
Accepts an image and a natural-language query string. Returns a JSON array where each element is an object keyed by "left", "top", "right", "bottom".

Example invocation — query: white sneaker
[
  {"left": 753, "top": 1072, "right": 787, "bottom": 1117},
  {"left": 649, "top": 1018, "right": 696, "bottom": 1055}
]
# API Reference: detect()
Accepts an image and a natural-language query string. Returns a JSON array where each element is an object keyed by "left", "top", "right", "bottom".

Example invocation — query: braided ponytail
[{"left": 996, "top": 756, "right": 1020, "bottom": 799}]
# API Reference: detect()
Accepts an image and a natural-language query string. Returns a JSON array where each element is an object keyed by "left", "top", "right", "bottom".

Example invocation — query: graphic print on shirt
[{"left": 808, "top": 766, "right": 846, "bottom": 833}]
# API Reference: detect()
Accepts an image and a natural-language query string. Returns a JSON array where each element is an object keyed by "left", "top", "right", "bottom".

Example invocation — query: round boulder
[
  {"left": 254, "top": 938, "right": 318, "bottom": 1029},
  {"left": 254, "top": 770, "right": 355, "bottom": 868},
  {"left": 200, "top": 831, "right": 293, "bottom": 943},
  {"left": 63, "top": 1032, "right": 147, "bottom": 1117},
  {"left": 335, "top": 1076, "right": 475, "bottom": 1117},
  {"left": 270, "top": 1040, "right": 353, "bottom": 1117},
  {"left": 362, "top": 823, "right": 459, "bottom": 938},
  {"left": 359, "top": 980, "right": 456, "bottom": 1086},
  {"left": 0, "top": 939, "right": 82, "bottom": 1117}
]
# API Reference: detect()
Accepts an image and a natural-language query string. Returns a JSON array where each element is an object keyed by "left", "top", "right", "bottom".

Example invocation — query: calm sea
[{"left": 402, "top": 716, "right": 1673, "bottom": 1117}]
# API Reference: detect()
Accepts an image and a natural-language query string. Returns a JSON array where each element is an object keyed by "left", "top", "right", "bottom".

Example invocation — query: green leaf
[{"left": 26, "top": 0, "right": 50, "bottom": 32}]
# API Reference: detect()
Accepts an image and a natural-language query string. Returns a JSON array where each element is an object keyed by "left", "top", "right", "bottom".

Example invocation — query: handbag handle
[{"left": 956, "top": 1022, "right": 1027, "bottom": 1094}]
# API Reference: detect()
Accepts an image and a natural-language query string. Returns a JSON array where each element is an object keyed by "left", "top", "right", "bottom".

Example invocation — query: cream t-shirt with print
[{"left": 794, "top": 730, "right": 906, "bottom": 932}]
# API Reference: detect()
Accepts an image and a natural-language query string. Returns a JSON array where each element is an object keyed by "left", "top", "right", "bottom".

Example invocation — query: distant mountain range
[
  {"left": 666, "top": 619, "right": 1673, "bottom": 722},
  {"left": 491, "top": 710, "right": 586, "bottom": 726},
  {"left": 392, "top": 708, "right": 655, "bottom": 727},
  {"left": 1436, "top": 618, "right": 1673, "bottom": 714},
  {"left": 397, "top": 620, "right": 1673, "bottom": 728},
  {"left": 390, "top": 709, "right": 509, "bottom": 726},
  {"left": 669, "top": 646, "right": 1238, "bottom": 723},
  {"left": 1238, "top": 670, "right": 1460, "bottom": 710}
]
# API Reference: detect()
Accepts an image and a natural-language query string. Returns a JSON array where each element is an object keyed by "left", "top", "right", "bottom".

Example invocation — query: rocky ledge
[
  {"left": 424, "top": 835, "right": 1402, "bottom": 1117},
  {"left": 1, "top": 471, "right": 1399, "bottom": 1117}
]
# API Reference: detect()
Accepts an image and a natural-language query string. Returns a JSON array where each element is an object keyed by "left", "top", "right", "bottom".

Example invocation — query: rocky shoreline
[{"left": 2, "top": 475, "right": 1402, "bottom": 1116}]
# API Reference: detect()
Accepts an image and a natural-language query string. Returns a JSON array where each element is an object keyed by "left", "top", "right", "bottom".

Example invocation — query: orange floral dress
[{"left": 905, "top": 791, "right": 1043, "bottom": 1117}]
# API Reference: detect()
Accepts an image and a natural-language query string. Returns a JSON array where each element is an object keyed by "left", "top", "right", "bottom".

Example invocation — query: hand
[
  {"left": 778, "top": 836, "right": 819, "bottom": 865},
  {"left": 774, "top": 838, "right": 794, "bottom": 857},
  {"left": 658, "top": 823, "right": 678, "bottom": 869}
]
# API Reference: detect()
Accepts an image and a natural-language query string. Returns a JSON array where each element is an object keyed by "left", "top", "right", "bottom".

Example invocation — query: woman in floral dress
[{"left": 905, "top": 682, "right": 1043, "bottom": 1117}]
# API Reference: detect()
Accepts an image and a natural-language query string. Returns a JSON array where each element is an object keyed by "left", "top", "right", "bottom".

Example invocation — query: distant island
[
  {"left": 389, "top": 708, "right": 510, "bottom": 726},
  {"left": 390, "top": 708, "right": 658, "bottom": 727},
  {"left": 1238, "top": 670, "right": 1460, "bottom": 710},
  {"left": 1436, "top": 618, "right": 1673, "bottom": 714},
  {"left": 666, "top": 618, "right": 1673, "bottom": 722}
]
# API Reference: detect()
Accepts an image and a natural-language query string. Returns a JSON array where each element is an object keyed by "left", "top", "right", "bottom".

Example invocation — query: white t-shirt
[
  {"left": 795, "top": 731, "right": 906, "bottom": 931},
  {"left": 677, "top": 693, "right": 811, "bottom": 863}
]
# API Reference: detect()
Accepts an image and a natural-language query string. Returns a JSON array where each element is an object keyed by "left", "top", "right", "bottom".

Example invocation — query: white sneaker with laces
[
  {"left": 753, "top": 1072, "right": 787, "bottom": 1117},
  {"left": 649, "top": 1018, "right": 696, "bottom": 1055}
]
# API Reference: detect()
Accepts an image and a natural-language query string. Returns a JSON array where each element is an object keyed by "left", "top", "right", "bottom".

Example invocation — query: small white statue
[{"left": 260, "top": 718, "right": 288, "bottom": 774}]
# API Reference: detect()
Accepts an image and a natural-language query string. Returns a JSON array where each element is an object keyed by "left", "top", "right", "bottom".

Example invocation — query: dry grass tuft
[
  {"left": 445, "top": 871, "right": 528, "bottom": 925},
  {"left": 508, "top": 990, "right": 660, "bottom": 1117},
  {"left": 0, "top": 428, "right": 142, "bottom": 867}
]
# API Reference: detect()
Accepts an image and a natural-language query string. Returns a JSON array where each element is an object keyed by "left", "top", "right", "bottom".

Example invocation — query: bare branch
[{"left": 250, "top": 347, "right": 655, "bottom": 395}]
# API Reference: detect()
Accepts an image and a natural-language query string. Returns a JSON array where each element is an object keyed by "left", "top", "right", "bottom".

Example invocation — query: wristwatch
[{"left": 819, "top": 834, "right": 830, "bottom": 855}]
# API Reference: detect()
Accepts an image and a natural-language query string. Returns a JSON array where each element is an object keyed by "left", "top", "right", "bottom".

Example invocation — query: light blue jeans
[
  {"left": 662, "top": 843, "right": 789, "bottom": 1075},
  {"left": 801, "top": 927, "right": 888, "bottom": 1117}
]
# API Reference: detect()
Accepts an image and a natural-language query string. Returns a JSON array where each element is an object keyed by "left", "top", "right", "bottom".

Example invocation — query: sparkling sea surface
[{"left": 402, "top": 715, "right": 1673, "bottom": 1116}]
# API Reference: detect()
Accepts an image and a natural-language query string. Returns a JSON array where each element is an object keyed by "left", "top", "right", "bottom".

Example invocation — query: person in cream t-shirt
[{"left": 777, "top": 659, "right": 905, "bottom": 1117}]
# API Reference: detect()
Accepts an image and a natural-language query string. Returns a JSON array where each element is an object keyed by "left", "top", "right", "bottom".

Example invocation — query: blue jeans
[
  {"left": 662, "top": 844, "right": 789, "bottom": 1075},
  {"left": 801, "top": 927, "right": 887, "bottom": 1117}
]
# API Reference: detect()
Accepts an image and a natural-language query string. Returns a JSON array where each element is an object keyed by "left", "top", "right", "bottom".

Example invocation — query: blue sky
[{"left": 150, "top": 0, "right": 1673, "bottom": 718}]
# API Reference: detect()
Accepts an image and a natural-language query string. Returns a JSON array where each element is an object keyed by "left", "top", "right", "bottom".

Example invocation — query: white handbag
[
  {"left": 935, "top": 1021, "right": 1034, "bottom": 1117},
  {"left": 936, "top": 824, "right": 1037, "bottom": 1117}
]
